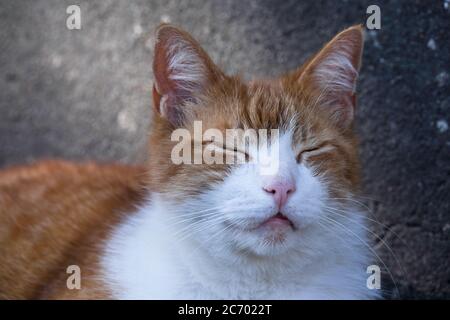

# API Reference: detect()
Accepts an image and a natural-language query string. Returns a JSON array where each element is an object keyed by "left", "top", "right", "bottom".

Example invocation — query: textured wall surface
[{"left": 0, "top": 0, "right": 449, "bottom": 298}]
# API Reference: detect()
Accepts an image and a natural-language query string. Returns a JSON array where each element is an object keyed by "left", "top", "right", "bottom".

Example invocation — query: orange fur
[{"left": 0, "top": 161, "right": 146, "bottom": 299}]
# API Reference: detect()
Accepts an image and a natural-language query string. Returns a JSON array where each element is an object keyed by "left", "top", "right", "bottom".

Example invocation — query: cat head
[{"left": 148, "top": 24, "right": 364, "bottom": 257}]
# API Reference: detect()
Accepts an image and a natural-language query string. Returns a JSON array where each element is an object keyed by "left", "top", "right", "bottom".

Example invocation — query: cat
[{"left": 0, "top": 24, "right": 379, "bottom": 299}]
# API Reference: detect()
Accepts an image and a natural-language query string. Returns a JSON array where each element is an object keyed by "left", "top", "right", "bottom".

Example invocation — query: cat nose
[{"left": 263, "top": 179, "right": 296, "bottom": 210}]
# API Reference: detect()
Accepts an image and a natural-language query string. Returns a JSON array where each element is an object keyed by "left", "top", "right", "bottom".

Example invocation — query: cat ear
[
  {"left": 297, "top": 25, "right": 364, "bottom": 128},
  {"left": 152, "top": 24, "right": 224, "bottom": 126}
]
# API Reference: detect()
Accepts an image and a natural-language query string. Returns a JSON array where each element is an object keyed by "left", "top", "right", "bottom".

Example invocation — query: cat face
[{"left": 148, "top": 24, "right": 363, "bottom": 257}]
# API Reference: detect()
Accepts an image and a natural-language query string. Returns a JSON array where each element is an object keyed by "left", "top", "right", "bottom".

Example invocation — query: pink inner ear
[
  {"left": 290, "top": 26, "right": 363, "bottom": 126},
  {"left": 152, "top": 26, "right": 207, "bottom": 125},
  {"left": 305, "top": 29, "right": 363, "bottom": 128},
  {"left": 152, "top": 32, "right": 187, "bottom": 125},
  {"left": 153, "top": 35, "right": 174, "bottom": 99}
]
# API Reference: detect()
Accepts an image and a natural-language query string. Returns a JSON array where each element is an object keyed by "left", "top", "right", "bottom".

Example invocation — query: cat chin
[
  {"left": 224, "top": 223, "right": 299, "bottom": 257},
  {"left": 240, "top": 237, "right": 297, "bottom": 257}
]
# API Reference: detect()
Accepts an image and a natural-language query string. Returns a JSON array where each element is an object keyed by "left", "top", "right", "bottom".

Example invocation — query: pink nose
[{"left": 263, "top": 180, "right": 296, "bottom": 210}]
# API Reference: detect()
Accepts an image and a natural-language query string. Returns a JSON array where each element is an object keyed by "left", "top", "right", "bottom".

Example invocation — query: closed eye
[
  {"left": 296, "top": 143, "right": 335, "bottom": 163},
  {"left": 202, "top": 140, "right": 250, "bottom": 161}
]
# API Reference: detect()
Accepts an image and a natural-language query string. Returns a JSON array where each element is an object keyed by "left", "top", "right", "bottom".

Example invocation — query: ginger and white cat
[{"left": 0, "top": 24, "right": 379, "bottom": 299}]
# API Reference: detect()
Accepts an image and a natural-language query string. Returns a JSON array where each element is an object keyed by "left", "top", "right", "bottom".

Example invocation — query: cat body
[
  {"left": 0, "top": 161, "right": 144, "bottom": 299},
  {"left": 0, "top": 24, "right": 379, "bottom": 299}
]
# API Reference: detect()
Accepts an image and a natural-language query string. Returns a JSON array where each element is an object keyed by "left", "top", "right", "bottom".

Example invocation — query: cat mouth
[
  {"left": 228, "top": 212, "right": 296, "bottom": 233},
  {"left": 259, "top": 212, "right": 295, "bottom": 230}
]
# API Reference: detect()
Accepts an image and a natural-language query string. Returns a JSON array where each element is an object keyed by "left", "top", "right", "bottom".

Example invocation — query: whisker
[
  {"left": 323, "top": 202, "right": 415, "bottom": 257},
  {"left": 323, "top": 207, "right": 408, "bottom": 279},
  {"left": 319, "top": 215, "right": 400, "bottom": 297},
  {"left": 171, "top": 215, "right": 226, "bottom": 244}
]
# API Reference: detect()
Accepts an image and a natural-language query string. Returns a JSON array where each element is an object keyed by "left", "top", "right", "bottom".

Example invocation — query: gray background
[{"left": 0, "top": 0, "right": 449, "bottom": 299}]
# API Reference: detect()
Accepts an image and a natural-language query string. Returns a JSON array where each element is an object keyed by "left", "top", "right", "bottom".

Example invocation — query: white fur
[
  {"left": 315, "top": 52, "right": 357, "bottom": 94},
  {"left": 314, "top": 40, "right": 358, "bottom": 95},
  {"left": 102, "top": 131, "right": 379, "bottom": 299},
  {"left": 166, "top": 36, "right": 206, "bottom": 92}
]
